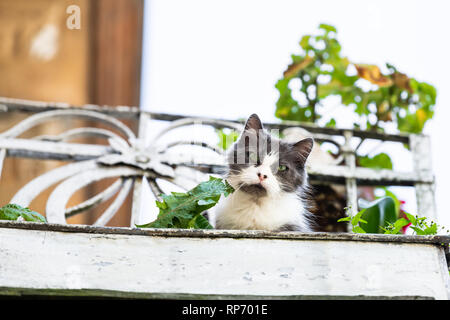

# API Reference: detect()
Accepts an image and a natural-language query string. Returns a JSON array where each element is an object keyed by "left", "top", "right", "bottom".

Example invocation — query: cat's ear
[
  {"left": 244, "top": 114, "right": 264, "bottom": 132},
  {"left": 292, "top": 138, "right": 314, "bottom": 166}
]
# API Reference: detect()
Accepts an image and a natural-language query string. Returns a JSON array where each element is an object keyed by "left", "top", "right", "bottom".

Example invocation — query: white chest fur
[{"left": 213, "top": 190, "right": 311, "bottom": 231}]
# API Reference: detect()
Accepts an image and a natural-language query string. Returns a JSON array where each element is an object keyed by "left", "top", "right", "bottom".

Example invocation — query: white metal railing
[{"left": 0, "top": 97, "right": 437, "bottom": 227}]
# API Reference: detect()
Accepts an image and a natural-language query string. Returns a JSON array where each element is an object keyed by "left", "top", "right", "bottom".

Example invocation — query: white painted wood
[{"left": 0, "top": 226, "right": 448, "bottom": 299}]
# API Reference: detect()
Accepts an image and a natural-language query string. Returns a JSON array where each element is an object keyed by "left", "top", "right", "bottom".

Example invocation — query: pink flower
[{"left": 399, "top": 200, "right": 411, "bottom": 234}]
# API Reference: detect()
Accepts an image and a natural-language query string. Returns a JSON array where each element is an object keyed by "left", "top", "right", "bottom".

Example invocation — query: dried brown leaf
[
  {"left": 354, "top": 64, "right": 393, "bottom": 87},
  {"left": 283, "top": 56, "right": 314, "bottom": 78}
]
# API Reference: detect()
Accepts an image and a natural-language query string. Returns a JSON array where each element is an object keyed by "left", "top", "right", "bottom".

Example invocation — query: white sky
[{"left": 140, "top": 0, "right": 450, "bottom": 230}]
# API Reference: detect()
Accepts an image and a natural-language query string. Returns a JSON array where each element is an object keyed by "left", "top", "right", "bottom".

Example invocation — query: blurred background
[{"left": 1, "top": 0, "right": 449, "bottom": 230}]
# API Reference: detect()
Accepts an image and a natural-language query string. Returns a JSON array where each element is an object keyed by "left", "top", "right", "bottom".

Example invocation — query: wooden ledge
[
  {"left": 0, "top": 220, "right": 449, "bottom": 246},
  {"left": 1, "top": 220, "right": 449, "bottom": 299}
]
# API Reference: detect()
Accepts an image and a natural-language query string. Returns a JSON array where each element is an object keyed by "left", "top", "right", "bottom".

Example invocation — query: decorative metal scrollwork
[{"left": 0, "top": 108, "right": 240, "bottom": 226}]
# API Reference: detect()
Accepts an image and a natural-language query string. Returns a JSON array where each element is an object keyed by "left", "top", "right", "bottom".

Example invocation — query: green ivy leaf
[
  {"left": 136, "top": 176, "right": 234, "bottom": 229},
  {"left": 319, "top": 23, "right": 337, "bottom": 33},
  {"left": 325, "top": 118, "right": 336, "bottom": 128},
  {"left": 358, "top": 153, "right": 393, "bottom": 170},
  {"left": 0, "top": 204, "right": 47, "bottom": 223},
  {"left": 299, "top": 35, "right": 311, "bottom": 50},
  {"left": 191, "top": 214, "right": 214, "bottom": 229}
]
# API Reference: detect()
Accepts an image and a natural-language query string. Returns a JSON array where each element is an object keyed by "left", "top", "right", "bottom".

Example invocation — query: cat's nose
[{"left": 257, "top": 172, "right": 267, "bottom": 181}]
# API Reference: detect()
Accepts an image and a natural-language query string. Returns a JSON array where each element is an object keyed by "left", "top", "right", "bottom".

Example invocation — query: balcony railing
[{"left": 0, "top": 96, "right": 436, "bottom": 226}]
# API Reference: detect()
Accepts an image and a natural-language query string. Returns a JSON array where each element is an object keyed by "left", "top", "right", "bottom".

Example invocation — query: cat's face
[{"left": 226, "top": 114, "right": 313, "bottom": 197}]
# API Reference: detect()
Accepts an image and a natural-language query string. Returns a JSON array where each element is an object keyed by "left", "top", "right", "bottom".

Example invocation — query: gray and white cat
[{"left": 214, "top": 114, "right": 315, "bottom": 232}]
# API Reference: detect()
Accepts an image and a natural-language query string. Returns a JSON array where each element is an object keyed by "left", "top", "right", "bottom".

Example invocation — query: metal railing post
[
  {"left": 130, "top": 111, "right": 152, "bottom": 227},
  {"left": 343, "top": 130, "right": 358, "bottom": 231},
  {"left": 410, "top": 134, "right": 437, "bottom": 219}
]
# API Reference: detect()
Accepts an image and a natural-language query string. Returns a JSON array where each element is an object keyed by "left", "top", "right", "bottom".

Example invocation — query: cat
[{"left": 214, "top": 114, "right": 316, "bottom": 232}]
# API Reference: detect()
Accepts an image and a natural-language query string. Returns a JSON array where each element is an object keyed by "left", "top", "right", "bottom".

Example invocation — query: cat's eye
[{"left": 278, "top": 165, "right": 288, "bottom": 172}]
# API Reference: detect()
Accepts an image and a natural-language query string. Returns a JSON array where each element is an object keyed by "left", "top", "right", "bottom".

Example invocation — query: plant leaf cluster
[
  {"left": 338, "top": 196, "right": 447, "bottom": 235},
  {"left": 0, "top": 203, "right": 47, "bottom": 223},
  {"left": 137, "top": 176, "right": 234, "bottom": 229},
  {"left": 275, "top": 23, "right": 436, "bottom": 135}
]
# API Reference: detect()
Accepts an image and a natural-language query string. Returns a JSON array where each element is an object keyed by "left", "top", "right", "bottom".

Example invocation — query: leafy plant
[
  {"left": 275, "top": 24, "right": 437, "bottom": 171},
  {"left": 137, "top": 176, "right": 234, "bottom": 229},
  {"left": 400, "top": 212, "right": 448, "bottom": 235},
  {"left": 337, "top": 207, "right": 368, "bottom": 233},
  {"left": 275, "top": 23, "right": 436, "bottom": 134},
  {"left": 276, "top": 24, "right": 350, "bottom": 125},
  {"left": 0, "top": 203, "right": 47, "bottom": 223},
  {"left": 357, "top": 153, "right": 393, "bottom": 170},
  {"left": 358, "top": 196, "right": 398, "bottom": 233},
  {"left": 338, "top": 196, "right": 448, "bottom": 235},
  {"left": 379, "top": 218, "right": 411, "bottom": 235}
]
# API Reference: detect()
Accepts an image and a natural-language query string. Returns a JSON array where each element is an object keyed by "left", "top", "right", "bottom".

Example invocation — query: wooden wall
[{"left": 0, "top": 0, "right": 144, "bottom": 226}]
